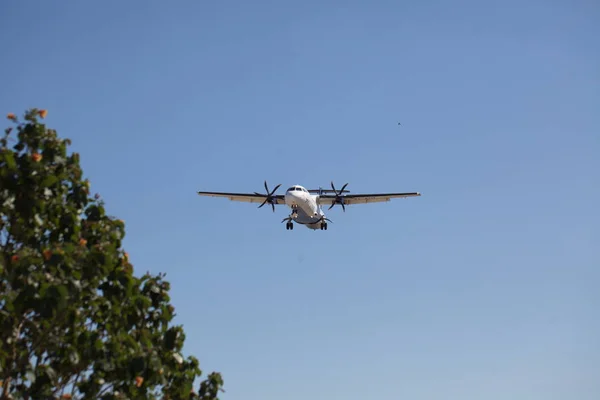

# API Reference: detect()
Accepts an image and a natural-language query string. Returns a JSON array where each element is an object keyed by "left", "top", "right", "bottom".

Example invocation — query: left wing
[
  {"left": 197, "top": 191, "right": 286, "bottom": 205},
  {"left": 317, "top": 192, "right": 421, "bottom": 206}
]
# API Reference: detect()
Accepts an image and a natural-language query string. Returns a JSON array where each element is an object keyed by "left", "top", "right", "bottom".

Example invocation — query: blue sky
[{"left": 2, "top": 0, "right": 599, "bottom": 399}]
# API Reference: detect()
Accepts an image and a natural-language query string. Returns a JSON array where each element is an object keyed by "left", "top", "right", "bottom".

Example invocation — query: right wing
[
  {"left": 196, "top": 191, "right": 286, "bottom": 205},
  {"left": 317, "top": 192, "right": 421, "bottom": 206}
]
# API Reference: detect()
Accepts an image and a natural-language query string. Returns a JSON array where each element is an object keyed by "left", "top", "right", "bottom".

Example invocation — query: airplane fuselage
[{"left": 284, "top": 185, "right": 328, "bottom": 230}]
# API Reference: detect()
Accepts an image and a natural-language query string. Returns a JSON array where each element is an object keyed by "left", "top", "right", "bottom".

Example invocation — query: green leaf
[
  {"left": 40, "top": 174, "right": 59, "bottom": 187},
  {"left": 2, "top": 149, "right": 17, "bottom": 169}
]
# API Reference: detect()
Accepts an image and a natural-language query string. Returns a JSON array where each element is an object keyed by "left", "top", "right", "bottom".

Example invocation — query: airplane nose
[{"left": 286, "top": 190, "right": 300, "bottom": 203}]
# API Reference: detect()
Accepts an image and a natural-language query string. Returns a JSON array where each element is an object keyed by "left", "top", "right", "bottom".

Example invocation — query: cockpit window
[{"left": 287, "top": 187, "right": 295, "bottom": 191}]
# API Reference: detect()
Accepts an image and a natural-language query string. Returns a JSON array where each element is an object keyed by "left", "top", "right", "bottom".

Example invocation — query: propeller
[
  {"left": 255, "top": 180, "right": 281, "bottom": 212},
  {"left": 328, "top": 181, "right": 349, "bottom": 212}
]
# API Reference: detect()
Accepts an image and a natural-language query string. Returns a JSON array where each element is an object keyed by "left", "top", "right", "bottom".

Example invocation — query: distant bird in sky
[{"left": 397, "top": 122, "right": 402, "bottom": 126}]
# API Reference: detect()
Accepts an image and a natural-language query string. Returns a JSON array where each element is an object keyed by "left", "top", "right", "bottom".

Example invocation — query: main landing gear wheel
[
  {"left": 286, "top": 222, "right": 294, "bottom": 230},
  {"left": 320, "top": 222, "right": 328, "bottom": 230}
]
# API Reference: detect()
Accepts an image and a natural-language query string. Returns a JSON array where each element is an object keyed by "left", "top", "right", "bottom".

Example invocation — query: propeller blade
[
  {"left": 316, "top": 215, "right": 334, "bottom": 224},
  {"left": 270, "top": 183, "right": 282, "bottom": 196},
  {"left": 329, "top": 181, "right": 348, "bottom": 211},
  {"left": 257, "top": 181, "right": 281, "bottom": 211}
]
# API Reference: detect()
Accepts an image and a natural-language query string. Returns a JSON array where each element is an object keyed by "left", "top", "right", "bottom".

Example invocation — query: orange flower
[
  {"left": 79, "top": 238, "right": 87, "bottom": 247},
  {"left": 43, "top": 249, "right": 52, "bottom": 260},
  {"left": 6, "top": 113, "right": 16, "bottom": 121},
  {"left": 135, "top": 376, "right": 144, "bottom": 387},
  {"left": 38, "top": 109, "right": 48, "bottom": 118},
  {"left": 32, "top": 153, "right": 42, "bottom": 162},
  {"left": 11, "top": 255, "right": 18, "bottom": 263}
]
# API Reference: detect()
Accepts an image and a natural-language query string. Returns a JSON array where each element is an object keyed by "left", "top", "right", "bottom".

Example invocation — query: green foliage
[{"left": 1, "top": 109, "right": 224, "bottom": 399}]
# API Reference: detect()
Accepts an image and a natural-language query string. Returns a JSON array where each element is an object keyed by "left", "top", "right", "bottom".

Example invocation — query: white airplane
[{"left": 197, "top": 181, "right": 421, "bottom": 231}]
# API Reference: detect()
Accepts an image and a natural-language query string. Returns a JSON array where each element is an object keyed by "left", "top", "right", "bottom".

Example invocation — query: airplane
[{"left": 197, "top": 181, "right": 421, "bottom": 231}]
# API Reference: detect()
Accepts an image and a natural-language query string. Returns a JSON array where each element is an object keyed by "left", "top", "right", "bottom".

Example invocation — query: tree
[{"left": 0, "top": 109, "right": 224, "bottom": 399}]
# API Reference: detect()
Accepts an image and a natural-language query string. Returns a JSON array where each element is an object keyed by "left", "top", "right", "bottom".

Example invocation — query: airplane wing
[
  {"left": 196, "top": 191, "right": 286, "bottom": 205},
  {"left": 317, "top": 192, "right": 421, "bottom": 206},
  {"left": 307, "top": 189, "right": 350, "bottom": 194}
]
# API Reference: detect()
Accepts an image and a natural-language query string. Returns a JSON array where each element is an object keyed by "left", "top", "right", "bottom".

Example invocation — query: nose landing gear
[{"left": 282, "top": 216, "right": 294, "bottom": 230}]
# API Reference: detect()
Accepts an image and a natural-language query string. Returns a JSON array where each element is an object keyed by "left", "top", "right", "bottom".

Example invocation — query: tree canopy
[{"left": 0, "top": 109, "right": 223, "bottom": 399}]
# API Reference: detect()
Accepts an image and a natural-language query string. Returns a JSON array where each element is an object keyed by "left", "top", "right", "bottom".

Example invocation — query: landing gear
[
  {"left": 282, "top": 215, "right": 294, "bottom": 230},
  {"left": 320, "top": 222, "right": 328, "bottom": 230},
  {"left": 291, "top": 205, "right": 298, "bottom": 218}
]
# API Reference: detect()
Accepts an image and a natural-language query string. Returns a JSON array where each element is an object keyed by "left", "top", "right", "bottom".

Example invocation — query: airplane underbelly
[{"left": 294, "top": 211, "right": 321, "bottom": 228}]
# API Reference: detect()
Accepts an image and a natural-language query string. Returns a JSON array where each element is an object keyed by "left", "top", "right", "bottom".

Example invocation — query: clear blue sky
[{"left": 2, "top": 1, "right": 599, "bottom": 399}]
